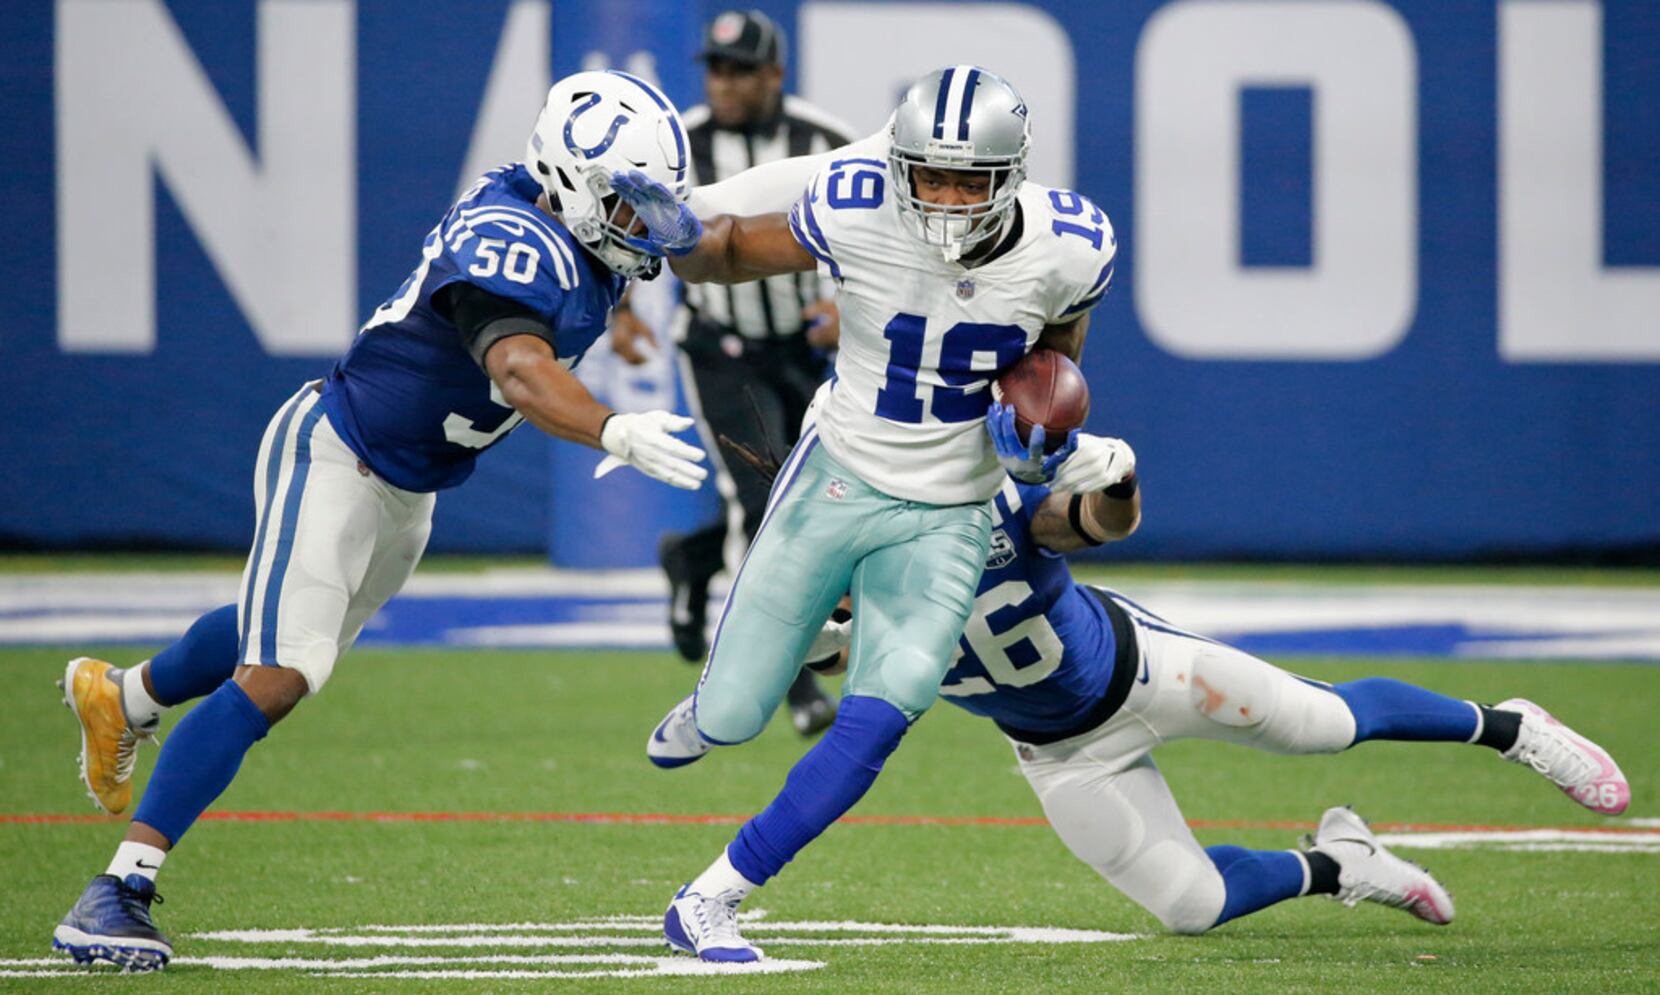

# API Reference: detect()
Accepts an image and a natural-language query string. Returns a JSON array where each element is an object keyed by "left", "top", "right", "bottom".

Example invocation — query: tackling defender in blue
[
  {"left": 51, "top": 70, "right": 708, "bottom": 972},
  {"left": 661, "top": 412, "right": 1630, "bottom": 959}
]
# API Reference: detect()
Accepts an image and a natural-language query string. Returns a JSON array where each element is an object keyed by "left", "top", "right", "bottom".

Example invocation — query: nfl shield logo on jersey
[
  {"left": 956, "top": 277, "right": 976, "bottom": 301},
  {"left": 826, "top": 479, "right": 849, "bottom": 500}
]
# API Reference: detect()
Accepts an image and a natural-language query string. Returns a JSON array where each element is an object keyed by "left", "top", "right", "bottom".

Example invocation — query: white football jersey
[{"left": 786, "top": 155, "right": 1115, "bottom": 504}]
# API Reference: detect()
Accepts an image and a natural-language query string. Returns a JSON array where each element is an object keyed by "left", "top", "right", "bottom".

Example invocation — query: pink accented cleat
[
  {"left": 1308, "top": 806, "right": 1454, "bottom": 926},
  {"left": 1497, "top": 699, "right": 1630, "bottom": 816}
]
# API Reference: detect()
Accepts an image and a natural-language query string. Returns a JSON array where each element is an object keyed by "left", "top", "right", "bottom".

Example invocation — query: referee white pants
[
  {"left": 1012, "top": 590, "right": 1357, "bottom": 933},
  {"left": 235, "top": 383, "right": 434, "bottom": 694}
]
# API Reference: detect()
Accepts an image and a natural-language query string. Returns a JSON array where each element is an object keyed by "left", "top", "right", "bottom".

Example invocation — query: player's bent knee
[
  {"left": 232, "top": 664, "right": 311, "bottom": 725},
  {"left": 853, "top": 648, "right": 945, "bottom": 721},
  {"left": 1263, "top": 678, "right": 1356, "bottom": 754},
  {"left": 1118, "top": 840, "right": 1226, "bottom": 935},
  {"left": 1152, "top": 864, "right": 1227, "bottom": 935},
  {"left": 1189, "top": 647, "right": 1354, "bottom": 754},
  {"left": 692, "top": 684, "right": 770, "bottom": 745}
]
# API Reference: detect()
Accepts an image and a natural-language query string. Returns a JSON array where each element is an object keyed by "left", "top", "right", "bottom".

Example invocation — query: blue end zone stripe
[
  {"left": 608, "top": 70, "right": 687, "bottom": 184},
  {"left": 257, "top": 402, "right": 327, "bottom": 665},
  {"left": 956, "top": 68, "right": 982, "bottom": 140},
  {"left": 932, "top": 67, "right": 956, "bottom": 139},
  {"left": 791, "top": 202, "right": 841, "bottom": 281},
  {"left": 238, "top": 390, "right": 308, "bottom": 662}
]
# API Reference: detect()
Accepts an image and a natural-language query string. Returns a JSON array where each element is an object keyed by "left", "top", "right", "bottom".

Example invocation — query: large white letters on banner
[
  {"left": 456, "top": 0, "right": 550, "bottom": 199},
  {"left": 56, "top": 0, "right": 355, "bottom": 355},
  {"left": 1135, "top": 0, "right": 1417, "bottom": 360},
  {"left": 798, "top": 2, "right": 1074, "bottom": 189},
  {"left": 1500, "top": 1, "right": 1660, "bottom": 362}
]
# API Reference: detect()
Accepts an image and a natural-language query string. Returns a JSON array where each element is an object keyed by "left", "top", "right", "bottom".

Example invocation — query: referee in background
[{"left": 609, "top": 9, "right": 854, "bottom": 736}]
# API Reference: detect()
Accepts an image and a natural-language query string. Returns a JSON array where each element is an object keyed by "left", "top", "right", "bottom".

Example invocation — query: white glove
[
  {"left": 594, "top": 411, "right": 708, "bottom": 490},
  {"left": 1050, "top": 434, "right": 1136, "bottom": 494},
  {"left": 804, "top": 615, "right": 852, "bottom": 663}
]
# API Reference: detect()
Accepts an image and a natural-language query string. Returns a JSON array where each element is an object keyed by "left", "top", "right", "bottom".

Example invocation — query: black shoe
[
  {"left": 786, "top": 670, "right": 837, "bottom": 737},
  {"left": 659, "top": 533, "right": 708, "bottom": 662}
]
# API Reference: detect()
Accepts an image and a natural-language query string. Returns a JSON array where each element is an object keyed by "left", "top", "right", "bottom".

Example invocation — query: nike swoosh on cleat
[
  {"left": 1329, "top": 836, "right": 1377, "bottom": 857},
  {"left": 653, "top": 722, "right": 671, "bottom": 744},
  {"left": 1136, "top": 652, "right": 1150, "bottom": 684}
]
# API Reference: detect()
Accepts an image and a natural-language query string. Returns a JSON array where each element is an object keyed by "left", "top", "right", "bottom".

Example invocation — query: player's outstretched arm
[
  {"left": 484, "top": 334, "right": 610, "bottom": 446},
  {"left": 1031, "top": 481, "right": 1140, "bottom": 554},
  {"left": 485, "top": 335, "right": 707, "bottom": 490},
  {"left": 671, "top": 212, "right": 819, "bottom": 285},
  {"left": 1028, "top": 433, "right": 1140, "bottom": 553},
  {"left": 609, "top": 170, "right": 816, "bottom": 285}
]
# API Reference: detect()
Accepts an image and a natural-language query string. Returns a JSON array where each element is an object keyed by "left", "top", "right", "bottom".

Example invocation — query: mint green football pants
[{"left": 693, "top": 431, "right": 993, "bottom": 744}]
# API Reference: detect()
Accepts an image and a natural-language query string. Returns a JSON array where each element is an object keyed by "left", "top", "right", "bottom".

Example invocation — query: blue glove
[
  {"left": 987, "top": 402, "right": 1078, "bottom": 484},
  {"left": 610, "top": 170, "right": 702, "bottom": 256}
]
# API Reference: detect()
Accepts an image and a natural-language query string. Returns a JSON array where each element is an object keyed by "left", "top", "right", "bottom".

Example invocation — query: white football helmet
[{"left": 526, "top": 70, "right": 691, "bottom": 278}]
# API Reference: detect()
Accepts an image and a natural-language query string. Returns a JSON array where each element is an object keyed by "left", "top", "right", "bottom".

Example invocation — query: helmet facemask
[
  {"left": 566, "top": 170, "right": 662, "bottom": 280},
  {"left": 889, "top": 146, "right": 1026, "bottom": 262}
]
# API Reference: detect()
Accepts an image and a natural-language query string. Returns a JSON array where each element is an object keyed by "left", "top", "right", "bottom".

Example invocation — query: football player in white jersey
[{"left": 612, "top": 66, "right": 1133, "bottom": 962}]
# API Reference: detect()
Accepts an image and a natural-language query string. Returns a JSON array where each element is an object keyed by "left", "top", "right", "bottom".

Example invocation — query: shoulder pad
[{"left": 443, "top": 205, "right": 583, "bottom": 293}]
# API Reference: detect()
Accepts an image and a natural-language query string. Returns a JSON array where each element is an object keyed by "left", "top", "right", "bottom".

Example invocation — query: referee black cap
[{"left": 698, "top": 9, "right": 786, "bottom": 67}]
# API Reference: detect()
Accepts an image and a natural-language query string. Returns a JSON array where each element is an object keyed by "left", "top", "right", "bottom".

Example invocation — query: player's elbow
[{"left": 485, "top": 337, "right": 552, "bottom": 394}]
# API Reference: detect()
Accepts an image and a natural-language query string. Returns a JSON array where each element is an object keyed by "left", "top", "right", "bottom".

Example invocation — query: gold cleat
[{"left": 58, "top": 657, "right": 150, "bottom": 815}]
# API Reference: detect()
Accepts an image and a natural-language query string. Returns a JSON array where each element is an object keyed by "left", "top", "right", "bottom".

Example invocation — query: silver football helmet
[{"left": 889, "top": 66, "right": 1030, "bottom": 261}]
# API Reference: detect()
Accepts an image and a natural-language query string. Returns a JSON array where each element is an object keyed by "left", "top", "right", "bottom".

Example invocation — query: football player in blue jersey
[
  {"left": 50, "top": 70, "right": 708, "bottom": 972},
  {"left": 668, "top": 418, "right": 1630, "bottom": 956}
]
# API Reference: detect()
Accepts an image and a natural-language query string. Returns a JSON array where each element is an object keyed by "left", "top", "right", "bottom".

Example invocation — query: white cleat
[
  {"left": 662, "top": 884, "right": 761, "bottom": 962},
  {"left": 1497, "top": 698, "right": 1630, "bottom": 816},
  {"left": 1308, "top": 806, "right": 1454, "bottom": 926},
  {"left": 647, "top": 695, "right": 713, "bottom": 769}
]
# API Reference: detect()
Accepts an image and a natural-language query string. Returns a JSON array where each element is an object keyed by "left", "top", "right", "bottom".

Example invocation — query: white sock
[
  {"left": 119, "top": 662, "right": 165, "bottom": 732},
  {"left": 107, "top": 841, "right": 167, "bottom": 882},
  {"left": 689, "top": 848, "right": 759, "bottom": 900},
  {"left": 1291, "top": 849, "right": 1313, "bottom": 896}
]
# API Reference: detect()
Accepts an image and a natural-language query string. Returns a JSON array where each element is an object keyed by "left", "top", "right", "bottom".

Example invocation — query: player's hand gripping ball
[{"left": 988, "top": 349, "right": 1091, "bottom": 484}]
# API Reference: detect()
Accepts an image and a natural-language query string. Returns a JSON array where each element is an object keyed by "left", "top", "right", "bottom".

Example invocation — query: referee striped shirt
[{"left": 681, "top": 95, "right": 856, "bottom": 340}]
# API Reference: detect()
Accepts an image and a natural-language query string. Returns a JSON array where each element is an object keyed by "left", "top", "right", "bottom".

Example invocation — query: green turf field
[{"left": 3, "top": 636, "right": 1657, "bottom": 992}]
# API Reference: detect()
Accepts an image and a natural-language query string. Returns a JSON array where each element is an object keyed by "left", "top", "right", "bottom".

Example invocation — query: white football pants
[
  {"left": 1012, "top": 590, "right": 1357, "bottom": 933},
  {"left": 235, "top": 383, "right": 434, "bottom": 693}
]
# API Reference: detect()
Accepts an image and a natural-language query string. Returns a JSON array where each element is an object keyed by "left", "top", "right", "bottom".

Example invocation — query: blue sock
[
  {"left": 727, "top": 696, "right": 909, "bottom": 886},
  {"left": 131, "top": 681, "right": 269, "bottom": 845},
  {"left": 1207, "top": 845, "right": 1308, "bottom": 927},
  {"left": 147, "top": 604, "right": 241, "bottom": 705},
  {"left": 1332, "top": 677, "right": 1479, "bottom": 744}
]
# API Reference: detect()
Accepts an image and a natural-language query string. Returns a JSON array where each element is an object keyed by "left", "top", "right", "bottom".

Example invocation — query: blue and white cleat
[
  {"left": 52, "top": 874, "right": 173, "bottom": 971},
  {"left": 663, "top": 883, "right": 761, "bottom": 962},
  {"left": 647, "top": 694, "right": 713, "bottom": 769}
]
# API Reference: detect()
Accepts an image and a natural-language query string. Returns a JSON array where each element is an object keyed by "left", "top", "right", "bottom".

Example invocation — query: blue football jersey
[
  {"left": 320, "top": 164, "right": 626, "bottom": 492},
  {"left": 939, "top": 478, "right": 1121, "bottom": 737}
]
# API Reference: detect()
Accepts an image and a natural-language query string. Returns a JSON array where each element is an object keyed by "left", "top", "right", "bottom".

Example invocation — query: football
[{"left": 994, "top": 349, "right": 1091, "bottom": 454}]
